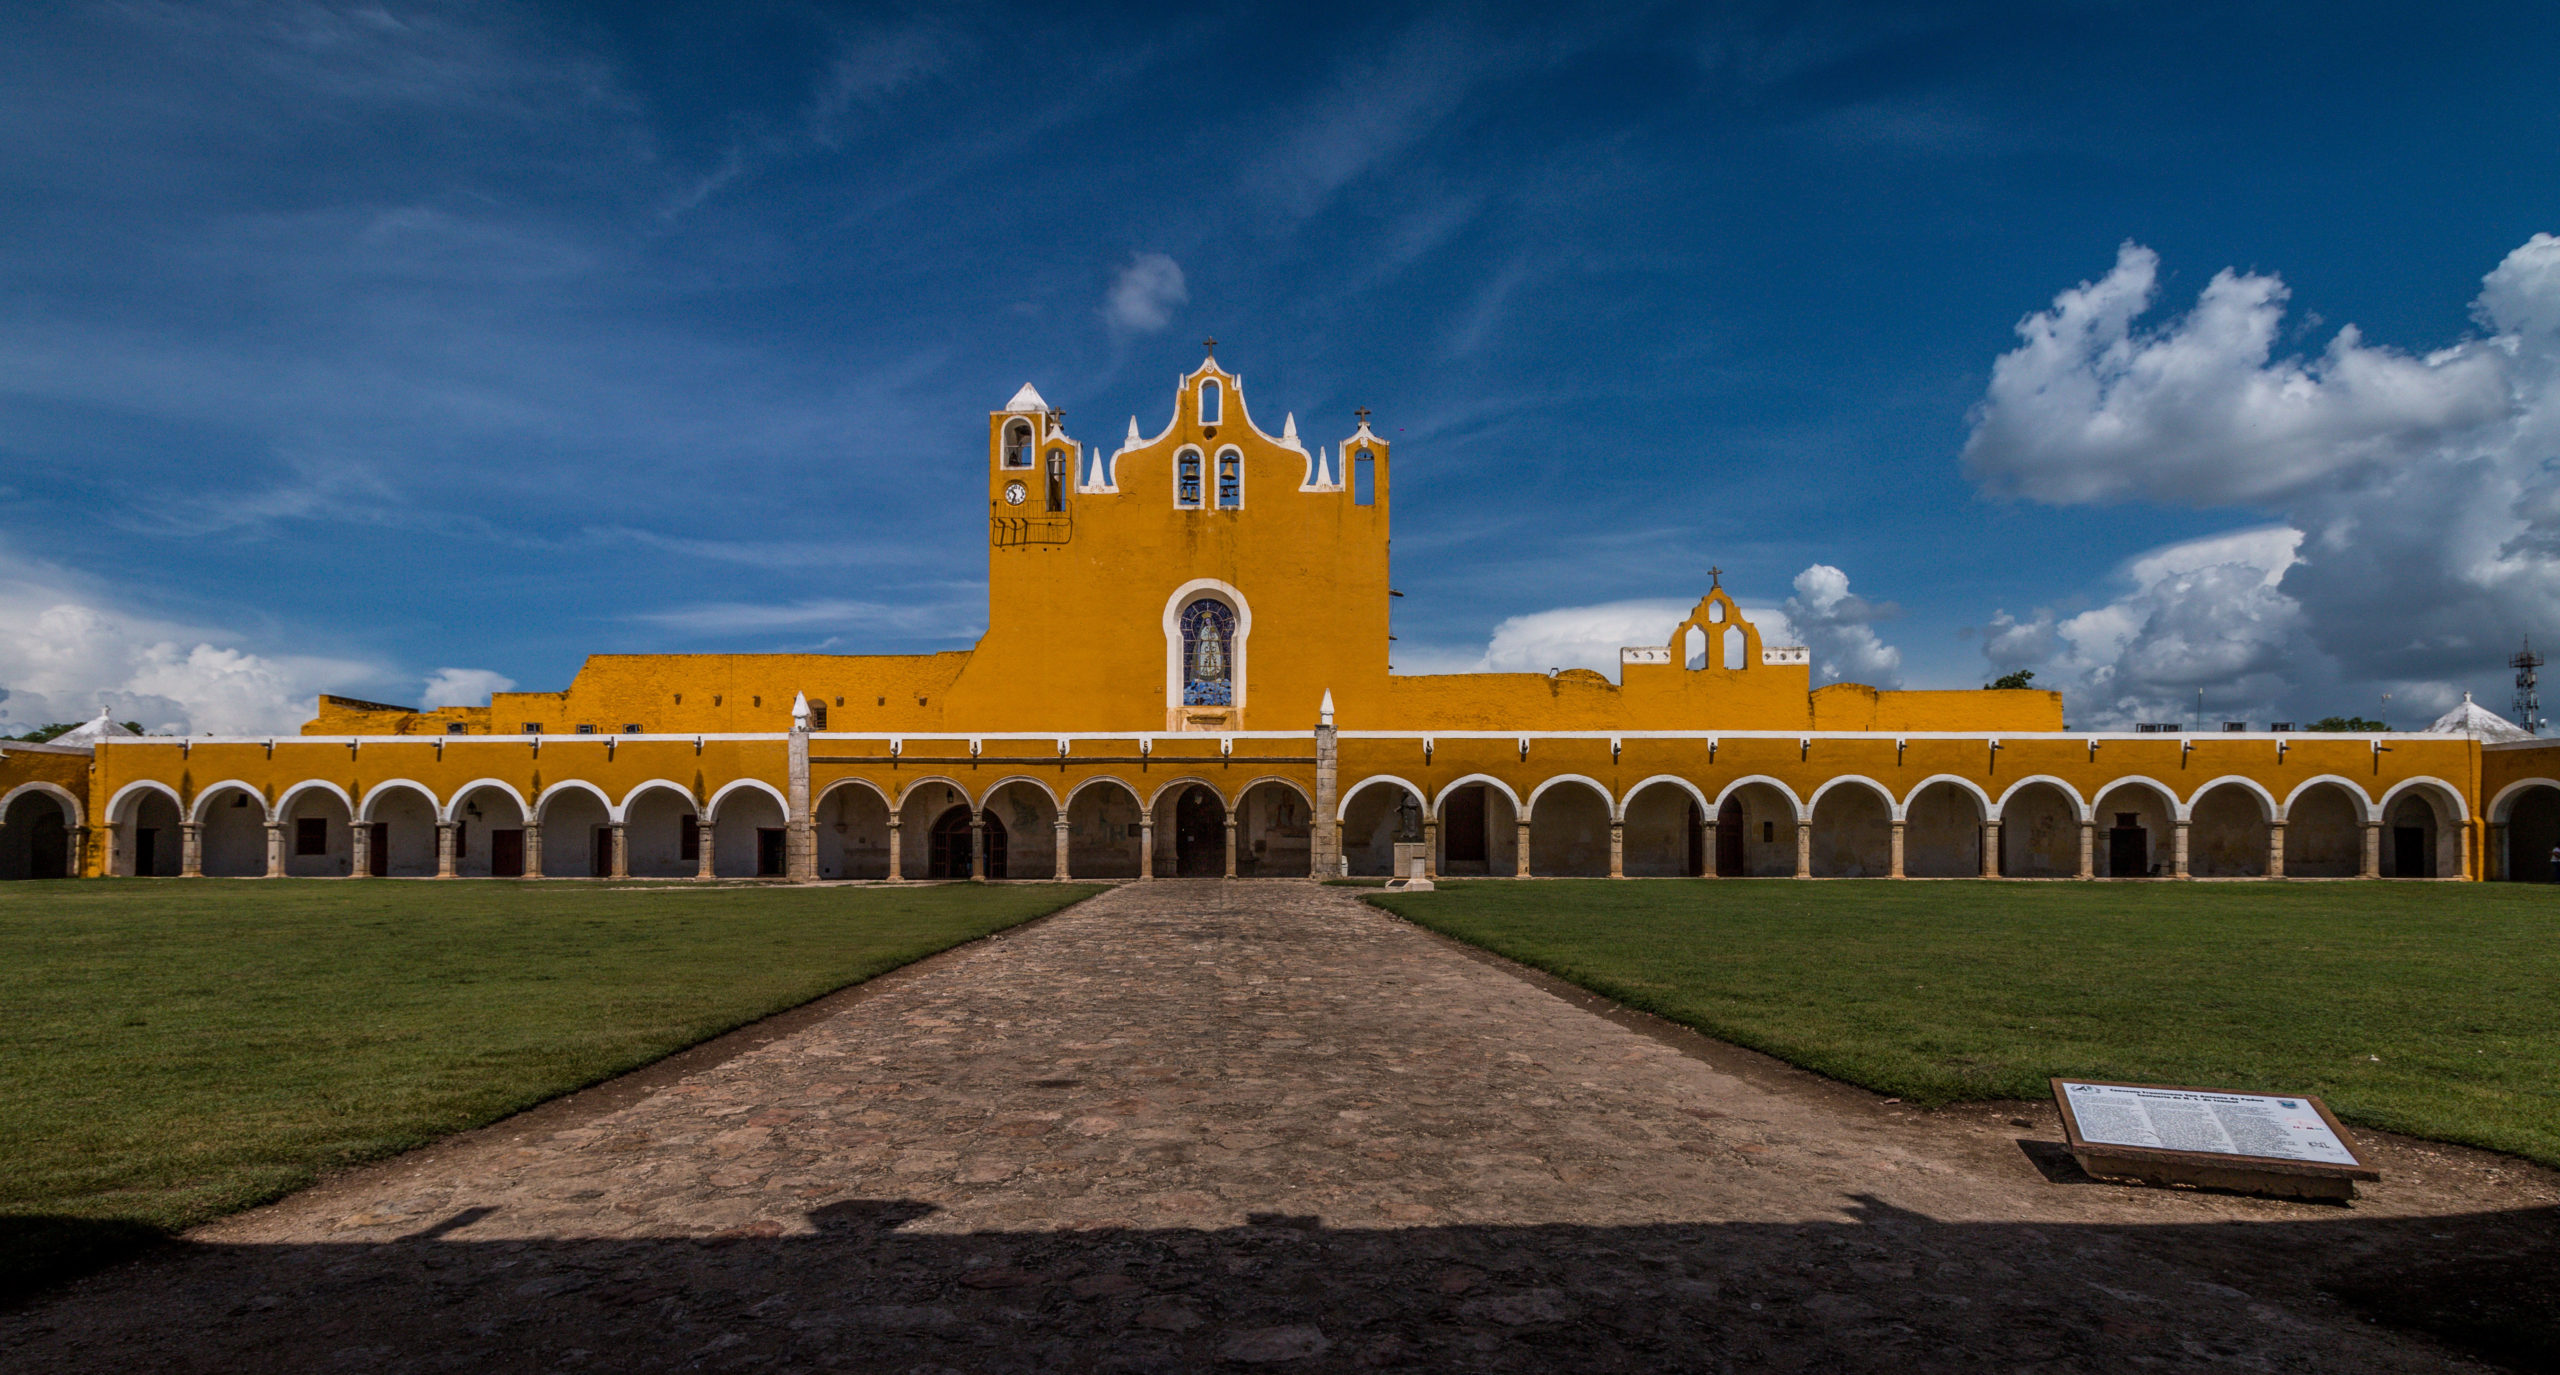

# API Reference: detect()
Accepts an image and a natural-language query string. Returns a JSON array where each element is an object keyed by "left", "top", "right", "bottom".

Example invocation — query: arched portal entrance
[
  {"left": 1173, "top": 785, "right": 1224, "bottom": 877},
  {"left": 2499, "top": 783, "right": 2560, "bottom": 881},
  {"left": 1716, "top": 782, "right": 1798, "bottom": 877},
  {"left": 929, "top": 805, "right": 1004, "bottom": 879},
  {"left": 1, "top": 790, "right": 75, "bottom": 879}
]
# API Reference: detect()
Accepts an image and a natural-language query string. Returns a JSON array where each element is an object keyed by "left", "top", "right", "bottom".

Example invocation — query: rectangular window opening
[
  {"left": 575, "top": 723, "right": 596, "bottom": 734},
  {"left": 622, "top": 723, "right": 642, "bottom": 734},
  {"left": 446, "top": 722, "right": 467, "bottom": 734},
  {"left": 809, "top": 704, "right": 828, "bottom": 730},
  {"left": 1353, "top": 452, "right": 1376, "bottom": 506},
  {"left": 523, "top": 723, "right": 543, "bottom": 734}
]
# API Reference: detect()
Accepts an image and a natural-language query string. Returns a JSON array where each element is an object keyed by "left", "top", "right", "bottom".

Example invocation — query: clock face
[{"left": 1003, "top": 481, "right": 1027, "bottom": 506}]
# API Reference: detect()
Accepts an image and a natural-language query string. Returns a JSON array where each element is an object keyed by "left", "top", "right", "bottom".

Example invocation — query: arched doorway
[
  {"left": 1065, "top": 781, "right": 1145, "bottom": 879},
  {"left": 2284, "top": 783, "right": 2366, "bottom": 878},
  {"left": 1716, "top": 782, "right": 1798, "bottom": 877},
  {"left": 2091, "top": 782, "right": 2175, "bottom": 878},
  {"left": 1997, "top": 782, "right": 2081, "bottom": 877},
  {"left": 2188, "top": 783, "right": 2271, "bottom": 878},
  {"left": 1621, "top": 781, "right": 1706, "bottom": 877},
  {"left": 2500, "top": 784, "right": 2560, "bottom": 881},
  {"left": 1236, "top": 780, "right": 1314, "bottom": 877},
  {"left": 1339, "top": 779, "right": 1422, "bottom": 877},
  {"left": 1528, "top": 781, "right": 1610, "bottom": 877},
  {"left": 1173, "top": 786, "right": 1224, "bottom": 876},
  {"left": 1902, "top": 781, "right": 1985, "bottom": 877},
  {"left": 928, "top": 805, "right": 1005, "bottom": 879},
  {"left": 1, "top": 791, "right": 73, "bottom": 879},
  {"left": 1808, "top": 781, "right": 1892, "bottom": 877}
]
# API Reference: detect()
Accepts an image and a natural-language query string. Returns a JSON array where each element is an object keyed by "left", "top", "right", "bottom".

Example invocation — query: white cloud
[
  {"left": 0, "top": 548, "right": 388, "bottom": 735},
  {"left": 1782, "top": 564, "right": 1902, "bottom": 687},
  {"left": 1103, "top": 252, "right": 1188, "bottom": 333},
  {"left": 1965, "top": 233, "right": 2560, "bottom": 724},
  {"left": 1473, "top": 599, "right": 1692, "bottom": 676},
  {"left": 420, "top": 667, "right": 514, "bottom": 709}
]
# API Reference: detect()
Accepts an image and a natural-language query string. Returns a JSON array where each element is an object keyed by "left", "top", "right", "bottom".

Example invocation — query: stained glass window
[{"left": 1180, "top": 598, "right": 1235, "bottom": 706}]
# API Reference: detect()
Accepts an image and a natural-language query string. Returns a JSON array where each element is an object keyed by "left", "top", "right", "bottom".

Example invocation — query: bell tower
[{"left": 987, "top": 383, "right": 1079, "bottom": 550}]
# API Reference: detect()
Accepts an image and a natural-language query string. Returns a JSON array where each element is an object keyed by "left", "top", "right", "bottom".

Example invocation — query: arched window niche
[
  {"left": 1046, "top": 449, "right": 1068, "bottom": 511},
  {"left": 1163, "top": 581, "right": 1250, "bottom": 730},
  {"left": 1003, "top": 421, "right": 1032, "bottom": 469},
  {"left": 1216, "top": 449, "right": 1242, "bottom": 508},
  {"left": 1176, "top": 448, "right": 1203, "bottom": 508},
  {"left": 1200, "top": 378, "right": 1222, "bottom": 426}
]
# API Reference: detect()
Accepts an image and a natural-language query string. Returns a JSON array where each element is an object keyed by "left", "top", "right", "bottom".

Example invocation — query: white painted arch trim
[
  {"left": 1521, "top": 773, "right": 1610, "bottom": 818},
  {"left": 1234, "top": 775, "right": 1315, "bottom": 807},
  {"left": 2283, "top": 774, "right": 2379, "bottom": 822},
  {"left": 620, "top": 778, "right": 705, "bottom": 816},
  {"left": 1805, "top": 774, "right": 1896, "bottom": 818},
  {"left": 809, "top": 777, "right": 889, "bottom": 812},
  {"left": 1162, "top": 578, "right": 1251, "bottom": 715},
  {"left": 975, "top": 775, "right": 1062, "bottom": 810},
  {"left": 357, "top": 779, "right": 441, "bottom": 822},
  {"left": 1894, "top": 773, "right": 1993, "bottom": 823},
  {"left": 2378, "top": 775, "right": 2471, "bottom": 824},
  {"left": 1145, "top": 776, "right": 1232, "bottom": 814},
  {"left": 1336, "top": 773, "right": 1425, "bottom": 823},
  {"left": 5, "top": 779, "right": 87, "bottom": 829},
  {"left": 2486, "top": 777, "right": 2560, "bottom": 823},
  {"left": 441, "top": 778, "right": 529, "bottom": 825},
  {"left": 104, "top": 779, "right": 180, "bottom": 827},
  {"left": 891, "top": 776, "right": 974, "bottom": 814},
  {"left": 1712, "top": 775, "right": 1804, "bottom": 821},
  {"left": 1062, "top": 774, "right": 1147, "bottom": 808},
  {"left": 188, "top": 779, "right": 271, "bottom": 824},
  {"left": 1993, "top": 775, "right": 2089, "bottom": 824},
  {"left": 703, "top": 777, "right": 789, "bottom": 823},
  {"left": 2089, "top": 775, "right": 2185, "bottom": 822},
  {"left": 2187, "top": 775, "right": 2281, "bottom": 822},
  {"left": 273, "top": 779, "right": 357, "bottom": 821},
  {"left": 1434, "top": 772, "right": 1524, "bottom": 816},
  {"left": 1618, "top": 774, "right": 1710, "bottom": 817},
  {"left": 534, "top": 778, "right": 619, "bottom": 824}
]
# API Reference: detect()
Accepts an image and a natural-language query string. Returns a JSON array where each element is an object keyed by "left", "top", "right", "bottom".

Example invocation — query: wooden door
[
  {"left": 2108, "top": 827, "right": 2146, "bottom": 877},
  {"left": 1715, "top": 798, "right": 1745, "bottom": 876},
  {"left": 491, "top": 828, "right": 524, "bottom": 878},
  {"left": 1444, "top": 786, "right": 1487, "bottom": 866},
  {"left": 756, "top": 827, "right": 785, "bottom": 877},
  {"left": 369, "top": 823, "right": 389, "bottom": 876}
]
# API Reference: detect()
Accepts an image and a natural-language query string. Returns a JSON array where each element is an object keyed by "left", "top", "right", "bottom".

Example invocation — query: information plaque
[{"left": 2051, "top": 1079, "right": 2380, "bottom": 1200}]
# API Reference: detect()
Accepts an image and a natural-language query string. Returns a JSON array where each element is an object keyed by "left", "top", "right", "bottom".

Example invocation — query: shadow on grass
[{"left": 2, "top": 1197, "right": 2554, "bottom": 1371}]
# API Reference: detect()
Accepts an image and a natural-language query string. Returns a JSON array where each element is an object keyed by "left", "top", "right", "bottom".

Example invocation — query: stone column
[
  {"left": 1701, "top": 821, "right": 1719, "bottom": 878},
  {"left": 1223, "top": 813, "right": 1238, "bottom": 879},
  {"left": 2077, "top": 822, "right": 2095, "bottom": 879},
  {"left": 75, "top": 825, "right": 94, "bottom": 879},
  {"left": 1332, "top": 820, "right": 1347, "bottom": 878},
  {"left": 1140, "top": 818, "right": 1156, "bottom": 880},
  {"left": 350, "top": 821, "right": 371, "bottom": 879},
  {"left": 2489, "top": 822, "right": 2507, "bottom": 882},
  {"left": 884, "top": 818, "right": 902, "bottom": 883},
  {"left": 2267, "top": 822, "right": 2286, "bottom": 879},
  {"left": 2362, "top": 822, "right": 2382, "bottom": 878},
  {"left": 2172, "top": 821, "right": 2192, "bottom": 879},
  {"left": 436, "top": 822, "right": 457, "bottom": 878},
  {"left": 264, "top": 822, "right": 285, "bottom": 878},
  {"left": 2461, "top": 821, "right": 2475, "bottom": 881},
  {"left": 608, "top": 822, "right": 627, "bottom": 879},
  {"left": 1515, "top": 819, "right": 1532, "bottom": 878},
  {"left": 1608, "top": 821, "right": 1625, "bottom": 878},
  {"left": 1054, "top": 815, "right": 1072, "bottom": 881},
  {"left": 970, "top": 812, "right": 987, "bottom": 882},
  {"left": 519, "top": 822, "right": 543, "bottom": 878},
  {"left": 1311, "top": 718, "right": 1339, "bottom": 877},
  {"left": 181, "top": 822, "right": 203, "bottom": 878},
  {"left": 786, "top": 719, "right": 814, "bottom": 882},
  {"left": 1794, "top": 821, "right": 1812, "bottom": 879},
  {"left": 1423, "top": 818, "right": 1439, "bottom": 880},
  {"left": 1980, "top": 821, "right": 2001, "bottom": 879},
  {"left": 1889, "top": 821, "right": 1905, "bottom": 878}
]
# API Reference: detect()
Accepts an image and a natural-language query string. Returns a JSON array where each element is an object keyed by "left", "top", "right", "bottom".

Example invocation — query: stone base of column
[{"left": 1794, "top": 822, "right": 1812, "bottom": 879}]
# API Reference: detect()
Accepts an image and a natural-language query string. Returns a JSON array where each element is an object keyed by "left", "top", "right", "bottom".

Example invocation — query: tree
[
  {"left": 1984, "top": 670, "right": 2036, "bottom": 690},
  {"left": 2306, "top": 716, "right": 2388, "bottom": 732},
  {"left": 6, "top": 723, "right": 77, "bottom": 743}
]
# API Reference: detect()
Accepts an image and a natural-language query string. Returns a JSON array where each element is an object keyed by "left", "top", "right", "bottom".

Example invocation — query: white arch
[
  {"left": 703, "top": 777, "right": 789, "bottom": 823},
  {"left": 2090, "top": 774, "right": 2184, "bottom": 822},
  {"left": 2187, "top": 774, "right": 2279, "bottom": 822},
  {"left": 104, "top": 779, "right": 180, "bottom": 827},
  {"left": 1806, "top": 773, "right": 1897, "bottom": 819},
  {"left": 2486, "top": 777, "right": 2560, "bottom": 824},
  {"left": 2378, "top": 775, "right": 2470, "bottom": 824},
  {"left": 1894, "top": 773, "right": 1992, "bottom": 823},
  {"left": 1162, "top": 577, "right": 1253, "bottom": 712},
  {"left": 5, "top": 780, "right": 88, "bottom": 829},
  {"left": 810, "top": 777, "right": 889, "bottom": 812},
  {"left": 1234, "top": 775, "right": 1315, "bottom": 807},
  {"left": 1063, "top": 774, "right": 1146, "bottom": 808},
  {"left": 1618, "top": 774, "right": 1709, "bottom": 818},
  {"left": 974, "top": 774, "right": 1062, "bottom": 810},
  {"left": 535, "top": 778, "right": 618, "bottom": 824},
  {"left": 440, "top": 778, "right": 529, "bottom": 824},
  {"left": 1992, "top": 774, "right": 2088, "bottom": 824},
  {"left": 1441, "top": 772, "right": 1529, "bottom": 815},
  {"left": 188, "top": 779, "right": 270, "bottom": 824},
  {"left": 357, "top": 779, "right": 441, "bottom": 822},
  {"left": 1336, "top": 773, "right": 1425, "bottom": 823},
  {"left": 891, "top": 775, "right": 973, "bottom": 813},
  {"left": 1711, "top": 775, "right": 1803, "bottom": 821},
  {"left": 619, "top": 778, "right": 703, "bottom": 816},
  {"left": 1520, "top": 773, "right": 1607, "bottom": 817},
  {"left": 273, "top": 779, "right": 356, "bottom": 821},
  {"left": 1145, "top": 776, "right": 1231, "bottom": 813}
]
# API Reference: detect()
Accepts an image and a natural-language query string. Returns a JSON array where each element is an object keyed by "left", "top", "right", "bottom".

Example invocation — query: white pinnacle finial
[
  {"left": 1316, "top": 445, "right": 1332, "bottom": 485},
  {"left": 1124, "top": 415, "right": 1140, "bottom": 446},
  {"left": 790, "top": 691, "right": 810, "bottom": 729},
  {"left": 1320, "top": 690, "right": 1335, "bottom": 727},
  {"left": 1282, "top": 412, "right": 1298, "bottom": 442}
]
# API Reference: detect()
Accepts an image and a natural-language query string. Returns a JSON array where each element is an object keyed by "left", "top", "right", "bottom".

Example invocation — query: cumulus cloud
[
  {"left": 1965, "top": 233, "right": 2560, "bottom": 725},
  {"left": 1470, "top": 599, "right": 1692, "bottom": 675},
  {"left": 0, "top": 550, "right": 388, "bottom": 735},
  {"left": 420, "top": 667, "right": 515, "bottom": 709},
  {"left": 1782, "top": 564, "right": 1902, "bottom": 687},
  {"left": 1104, "top": 252, "right": 1187, "bottom": 333}
]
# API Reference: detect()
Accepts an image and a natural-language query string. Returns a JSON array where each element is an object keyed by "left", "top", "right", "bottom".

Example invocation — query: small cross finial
[
  {"left": 1203, "top": 337, "right": 1216, "bottom": 354},
  {"left": 1707, "top": 565, "right": 1723, "bottom": 589},
  {"left": 1354, "top": 406, "right": 1371, "bottom": 426}
]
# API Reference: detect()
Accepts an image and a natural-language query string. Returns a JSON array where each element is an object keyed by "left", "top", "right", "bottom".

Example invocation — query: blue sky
[{"left": 5, "top": 1, "right": 2559, "bottom": 733}]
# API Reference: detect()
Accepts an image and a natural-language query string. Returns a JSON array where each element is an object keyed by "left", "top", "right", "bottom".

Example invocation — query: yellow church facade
[{"left": 21, "top": 352, "right": 2560, "bottom": 885}]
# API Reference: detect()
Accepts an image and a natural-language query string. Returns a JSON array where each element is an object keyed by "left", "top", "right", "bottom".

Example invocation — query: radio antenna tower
[{"left": 2513, "top": 638, "right": 2546, "bottom": 735}]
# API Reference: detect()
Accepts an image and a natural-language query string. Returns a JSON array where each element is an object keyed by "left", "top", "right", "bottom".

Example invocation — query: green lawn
[
  {"left": 1366, "top": 880, "right": 2560, "bottom": 1168},
  {"left": 0, "top": 879, "right": 1100, "bottom": 1295}
]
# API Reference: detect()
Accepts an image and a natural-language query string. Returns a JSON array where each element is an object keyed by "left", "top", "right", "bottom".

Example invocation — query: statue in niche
[{"left": 1180, "top": 598, "right": 1235, "bottom": 706}]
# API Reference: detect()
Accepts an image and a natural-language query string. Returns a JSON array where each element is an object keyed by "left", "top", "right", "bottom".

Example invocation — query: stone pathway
[{"left": 5, "top": 880, "right": 2552, "bottom": 1372}]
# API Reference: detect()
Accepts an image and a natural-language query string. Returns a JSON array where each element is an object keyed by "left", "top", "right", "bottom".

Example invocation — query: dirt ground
[{"left": 4, "top": 879, "right": 2553, "bottom": 1372}]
